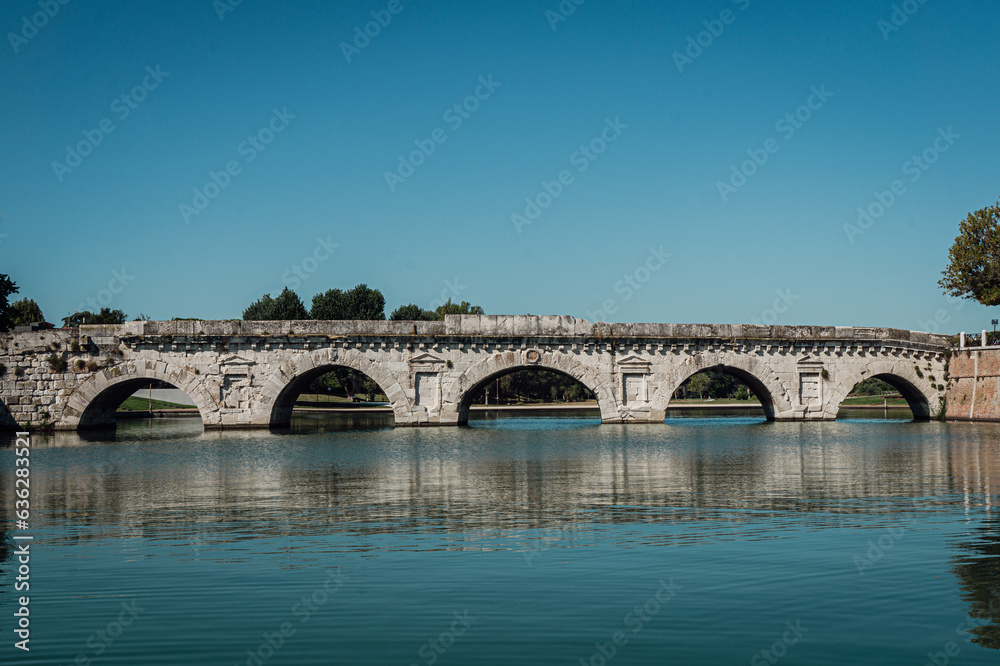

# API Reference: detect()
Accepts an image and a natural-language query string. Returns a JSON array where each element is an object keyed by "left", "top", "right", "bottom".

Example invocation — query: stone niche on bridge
[
  {"left": 796, "top": 357, "right": 825, "bottom": 415},
  {"left": 219, "top": 355, "right": 256, "bottom": 411},
  {"left": 409, "top": 353, "right": 446, "bottom": 421},
  {"left": 617, "top": 355, "right": 653, "bottom": 419}
]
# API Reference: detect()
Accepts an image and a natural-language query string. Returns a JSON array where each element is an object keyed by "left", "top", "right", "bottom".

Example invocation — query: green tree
[
  {"left": 61, "top": 308, "right": 127, "bottom": 327},
  {"left": 492, "top": 369, "right": 594, "bottom": 404},
  {"left": 685, "top": 373, "right": 712, "bottom": 400},
  {"left": 674, "top": 369, "right": 753, "bottom": 400},
  {"left": 389, "top": 303, "right": 436, "bottom": 321},
  {"left": 96, "top": 308, "right": 127, "bottom": 324},
  {"left": 433, "top": 299, "right": 485, "bottom": 318},
  {"left": 390, "top": 299, "right": 485, "bottom": 321},
  {"left": 62, "top": 312, "right": 87, "bottom": 327},
  {"left": 243, "top": 287, "right": 309, "bottom": 320},
  {"left": 8, "top": 298, "right": 43, "bottom": 327},
  {"left": 849, "top": 377, "right": 895, "bottom": 395},
  {"left": 310, "top": 288, "right": 347, "bottom": 319},
  {"left": 940, "top": 198, "right": 1000, "bottom": 306},
  {"left": 304, "top": 367, "right": 383, "bottom": 402},
  {"left": 0, "top": 274, "right": 18, "bottom": 331},
  {"left": 311, "top": 284, "right": 385, "bottom": 320}
]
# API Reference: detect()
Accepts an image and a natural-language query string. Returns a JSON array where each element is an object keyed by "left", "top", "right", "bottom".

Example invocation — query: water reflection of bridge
[
  {"left": 14, "top": 422, "right": 1000, "bottom": 534},
  {"left": 5, "top": 421, "right": 1000, "bottom": 646}
]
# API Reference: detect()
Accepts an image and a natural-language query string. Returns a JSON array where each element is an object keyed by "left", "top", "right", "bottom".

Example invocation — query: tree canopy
[
  {"left": 242, "top": 287, "right": 309, "bottom": 320},
  {"left": 940, "top": 198, "right": 1000, "bottom": 306},
  {"left": 240, "top": 286, "right": 480, "bottom": 323},
  {"left": 9, "top": 298, "right": 44, "bottom": 327},
  {"left": 388, "top": 299, "right": 486, "bottom": 321},
  {"left": 62, "top": 308, "right": 127, "bottom": 327},
  {"left": 494, "top": 369, "right": 594, "bottom": 403},
  {"left": 433, "top": 299, "right": 485, "bottom": 317},
  {"left": 389, "top": 303, "right": 437, "bottom": 321},
  {"left": 310, "top": 284, "right": 385, "bottom": 320},
  {"left": 674, "top": 369, "right": 755, "bottom": 401},
  {"left": 0, "top": 273, "right": 18, "bottom": 331}
]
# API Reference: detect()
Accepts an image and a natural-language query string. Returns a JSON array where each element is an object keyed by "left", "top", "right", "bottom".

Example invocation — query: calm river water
[{"left": 2, "top": 410, "right": 999, "bottom": 665}]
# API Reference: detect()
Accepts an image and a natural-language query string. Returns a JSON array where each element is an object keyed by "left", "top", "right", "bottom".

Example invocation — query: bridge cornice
[{"left": 65, "top": 316, "right": 951, "bottom": 351}]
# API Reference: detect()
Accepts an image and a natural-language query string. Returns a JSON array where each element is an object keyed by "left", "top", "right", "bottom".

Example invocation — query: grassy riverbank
[{"left": 119, "top": 396, "right": 196, "bottom": 411}]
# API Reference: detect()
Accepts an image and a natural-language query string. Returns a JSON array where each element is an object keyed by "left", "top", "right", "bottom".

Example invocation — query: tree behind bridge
[
  {"left": 389, "top": 303, "right": 436, "bottom": 321},
  {"left": 0, "top": 274, "right": 17, "bottom": 331},
  {"left": 433, "top": 299, "right": 484, "bottom": 317},
  {"left": 62, "top": 308, "right": 127, "bottom": 327},
  {"left": 9, "top": 298, "right": 44, "bottom": 327},
  {"left": 310, "top": 284, "right": 385, "bottom": 320},
  {"left": 389, "top": 299, "right": 484, "bottom": 321},
  {"left": 242, "top": 287, "right": 309, "bottom": 320}
]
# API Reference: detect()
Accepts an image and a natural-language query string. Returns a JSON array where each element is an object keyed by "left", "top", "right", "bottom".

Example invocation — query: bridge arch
[
  {"left": 649, "top": 352, "right": 793, "bottom": 420},
  {"left": 445, "top": 350, "right": 618, "bottom": 424},
  {"left": 63, "top": 360, "right": 221, "bottom": 429},
  {"left": 829, "top": 359, "right": 939, "bottom": 420},
  {"left": 251, "top": 348, "right": 411, "bottom": 426}
]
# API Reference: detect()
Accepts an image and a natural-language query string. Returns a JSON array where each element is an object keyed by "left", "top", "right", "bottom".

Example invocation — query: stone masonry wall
[
  {"left": 946, "top": 348, "right": 1000, "bottom": 421},
  {"left": 0, "top": 316, "right": 952, "bottom": 431}
]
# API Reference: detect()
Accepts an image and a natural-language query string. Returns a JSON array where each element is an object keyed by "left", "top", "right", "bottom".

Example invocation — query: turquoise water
[{"left": 2, "top": 412, "right": 999, "bottom": 664}]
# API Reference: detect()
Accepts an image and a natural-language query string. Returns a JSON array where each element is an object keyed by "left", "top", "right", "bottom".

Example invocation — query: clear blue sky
[{"left": 2, "top": 0, "right": 998, "bottom": 333}]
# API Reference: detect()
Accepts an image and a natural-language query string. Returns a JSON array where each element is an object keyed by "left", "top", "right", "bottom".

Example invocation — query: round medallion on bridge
[{"left": 526, "top": 350, "right": 541, "bottom": 364}]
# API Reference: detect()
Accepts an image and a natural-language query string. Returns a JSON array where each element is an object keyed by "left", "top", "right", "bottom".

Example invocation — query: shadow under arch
[
  {"left": 456, "top": 366, "right": 600, "bottom": 425},
  {"left": 838, "top": 373, "right": 929, "bottom": 420},
  {"left": 447, "top": 351, "right": 617, "bottom": 425},
  {"left": 265, "top": 364, "right": 399, "bottom": 426},
  {"left": 64, "top": 360, "right": 218, "bottom": 429},
  {"left": 649, "top": 354, "right": 791, "bottom": 421},
  {"left": 668, "top": 364, "right": 777, "bottom": 420},
  {"left": 252, "top": 349, "right": 410, "bottom": 427},
  {"left": 829, "top": 358, "right": 938, "bottom": 421}
]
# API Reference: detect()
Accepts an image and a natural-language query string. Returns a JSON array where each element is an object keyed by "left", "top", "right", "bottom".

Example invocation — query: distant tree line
[
  {"left": 674, "top": 370, "right": 755, "bottom": 401},
  {"left": 850, "top": 377, "right": 896, "bottom": 395},
  {"left": 240, "top": 284, "right": 484, "bottom": 322},
  {"left": 484, "top": 369, "right": 595, "bottom": 405}
]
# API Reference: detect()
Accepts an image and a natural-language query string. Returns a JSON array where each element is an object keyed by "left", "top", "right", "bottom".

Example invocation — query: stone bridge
[{"left": 0, "top": 316, "right": 951, "bottom": 430}]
